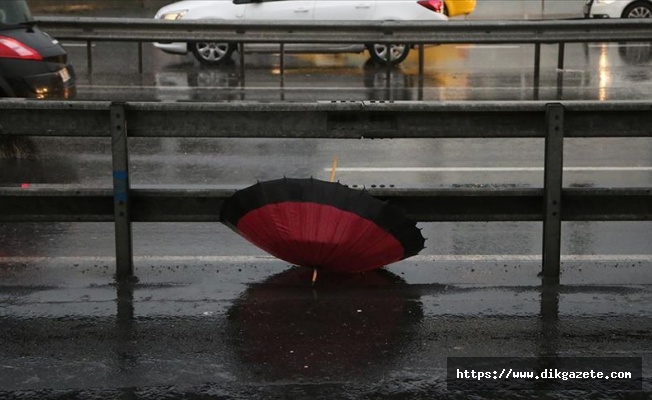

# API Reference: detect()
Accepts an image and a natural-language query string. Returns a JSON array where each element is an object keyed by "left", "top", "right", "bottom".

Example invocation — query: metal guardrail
[
  {"left": 34, "top": 17, "right": 652, "bottom": 43},
  {"left": 33, "top": 17, "right": 652, "bottom": 95},
  {"left": 1, "top": 100, "right": 651, "bottom": 283}
]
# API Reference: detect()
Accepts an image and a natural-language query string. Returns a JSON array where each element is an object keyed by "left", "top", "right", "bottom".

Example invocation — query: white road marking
[
  {"left": 588, "top": 43, "right": 651, "bottom": 48},
  {"left": 325, "top": 166, "right": 652, "bottom": 173},
  {"left": 76, "top": 85, "right": 417, "bottom": 91},
  {"left": 454, "top": 43, "right": 650, "bottom": 50},
  {"left": 455, "top": 45, "right": 521, "bottom": 49},
  {"left": 558, "top": 69, "right": 586, "bottom": 73},
  {"left": 0, "top": 254, "right": 650, "bottom": 264},
  {"left": 61, "top": 43, "right": 95, "bottom": 47}
]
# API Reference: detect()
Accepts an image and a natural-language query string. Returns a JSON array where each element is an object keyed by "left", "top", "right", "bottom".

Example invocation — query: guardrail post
[
  {"left": 239, "top": 43, "right": 246, "bottom": 88},
  {"left": 280, "top": 43, "right": 285, "bottom": 80},
  {"left": 533, "top": 43, "right": 541, "bottom": 99},
  {"left": 418, "top": 44, "right": 425, "bottom": 101},
  {"left": 280, "top": 43, "right": 285, "bottom": 100},
  {"left": 557, "top": 43, "right": 565, "bottom": 99},
  {"left": 86, "top": 40, "right": 93, "bottom": 74},
  {"left": 542, "top": 103, "right": 564, "bottom": 284},
  {"left": 138, "top": 42, "right": 144, "bottom": 74},
  {"left": 386, "top": 44, "right": 392, "bottom": 98},
  {"left": 110, "top": 102, "right": 134, "bottom": 279}
]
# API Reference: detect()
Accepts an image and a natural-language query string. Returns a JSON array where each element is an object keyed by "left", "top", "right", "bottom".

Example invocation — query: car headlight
[{"left": 159, "top": 10, "right": 187, "bottom": 20}]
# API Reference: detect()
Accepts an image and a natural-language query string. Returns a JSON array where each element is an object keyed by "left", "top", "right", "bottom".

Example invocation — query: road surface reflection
[{"left": 226, "top": 267, "right": 423, "bottom": 380}]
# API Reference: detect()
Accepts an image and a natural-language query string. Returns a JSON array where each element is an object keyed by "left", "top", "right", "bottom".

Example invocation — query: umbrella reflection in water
[{"left": 227, "top": 267, "right": 423, "bottom": 380}]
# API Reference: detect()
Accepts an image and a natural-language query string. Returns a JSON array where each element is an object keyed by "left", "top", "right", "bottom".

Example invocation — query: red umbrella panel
[{"left": 220, "top": 178, "right": 425, "bottom": 273}]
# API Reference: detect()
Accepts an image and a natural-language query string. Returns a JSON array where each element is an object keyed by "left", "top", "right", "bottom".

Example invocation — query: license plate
[{"left": 58, "top": 68, "right": 71, "bottom": 83}]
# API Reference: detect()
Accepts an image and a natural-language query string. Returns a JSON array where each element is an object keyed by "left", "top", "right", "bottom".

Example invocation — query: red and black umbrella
[{"left": 220, "top": 177, "right": 425, "bottom": 273}]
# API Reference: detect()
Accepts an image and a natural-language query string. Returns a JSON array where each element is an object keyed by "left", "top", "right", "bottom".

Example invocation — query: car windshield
[{"left": 0, "top": 0, "right": 33, "bottom": 25}]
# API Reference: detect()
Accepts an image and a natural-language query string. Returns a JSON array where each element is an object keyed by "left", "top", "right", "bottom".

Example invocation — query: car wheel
[
  {"left": 366, "top": 43, "right": 410, "bottom": 65},
  {"left": 190, "top": 41, "right": 235, "bottom": 65},
  {"left": 622, "top": 1, "right": 652, "bottom": 18}
]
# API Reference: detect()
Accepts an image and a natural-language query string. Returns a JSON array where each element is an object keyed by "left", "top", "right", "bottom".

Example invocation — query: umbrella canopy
[{"left": 220, "top": 177, "right": 425, "bottom": 273}]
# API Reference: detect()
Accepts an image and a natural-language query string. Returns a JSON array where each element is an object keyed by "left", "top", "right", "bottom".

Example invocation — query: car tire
[
  {"left": 366, "top": 43, "right": 410, "bottom": 65},
  {"left": 622, "top": 1, "right": 652, "bottom": 18},
  {"left": 190, "top": 41, "right": 235, "bottom": 66}
]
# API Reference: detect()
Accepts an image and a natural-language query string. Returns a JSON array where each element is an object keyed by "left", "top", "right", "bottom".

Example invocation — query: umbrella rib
[
  {"left": 352, "top": 228, "right": 401, "bottom": 269},
  {"left": 281, "top": 179, "right": 310, "bottom": 266},
  {"left": 287, "top": 179, "right": 315, "bottom": 267},
  {"left": 331, "top": 221, "right": 390, "bottom": 269},
  {"left": 322, "top": 209, "right": 361, "bottom": 268},
  {"left": 311, "top": 178, "right": 329, "bottom": 268},
  {"left": 319, "top": 184, "right": 361, "bottom": 267},
  {"left": 323, "top": 190, "right": 383, "bottom": 268},
  {"left": 258, "top": 181, "right": 289, "bottom": 262}
]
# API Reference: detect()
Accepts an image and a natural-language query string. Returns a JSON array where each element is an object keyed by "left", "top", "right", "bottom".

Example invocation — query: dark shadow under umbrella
[
  {"left": 226, "top": 267, "right": 423, "bottom": 381},
  {"left": 220, "top": 178, "right": 425, "bottom": 278}
]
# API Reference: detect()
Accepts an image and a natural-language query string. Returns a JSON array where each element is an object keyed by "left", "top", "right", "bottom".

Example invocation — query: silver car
[
  {"left": 584, "top": 0, "right": 652, "bottom": 18},
  {"left": 154, "top": 0, "right": 448, "bottom": 66}
]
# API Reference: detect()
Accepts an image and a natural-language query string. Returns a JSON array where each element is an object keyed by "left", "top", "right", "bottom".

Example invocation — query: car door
[
  {"left": 471, "top": 0, "right": 540, "bottom": 20},
  {"left": 310, "top": 0, "right": 375, "bottom": 52},
  {"left": 542, "top": 0, "right": 585, "bottom": 19},
  {"left": 244, "top": 0, "right": 315, "bottom": 20},
  {"left": 313, "top": 0, "right": 375, "bottom": 20},
  {"left": 521, "top": 0, "right": 544, "bottom": 19},
  {"left": 243, "top": 0, "right": 315, "bottom": 51}
]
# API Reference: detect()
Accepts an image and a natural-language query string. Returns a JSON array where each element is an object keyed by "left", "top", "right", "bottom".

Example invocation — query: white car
[
  {"left": 584, "top": 0, "right": 652, "bottom": 18},
  {"left": 154, "top": 0, "right": 448, "bottom": 66}
]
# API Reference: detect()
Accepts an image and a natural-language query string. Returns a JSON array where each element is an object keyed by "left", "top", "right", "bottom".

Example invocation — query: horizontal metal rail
[
  {"left": 0, "top": 100, "right": 650, "bottom": 283},
  {"left": 1, "top": 187, "right": 650, "bottom": 222},
  {"left": 34, "top": 17, "right": 652, "bottom": 44},
  {"left": 1, "top": 100, "right": 651, "bottom": 138}
]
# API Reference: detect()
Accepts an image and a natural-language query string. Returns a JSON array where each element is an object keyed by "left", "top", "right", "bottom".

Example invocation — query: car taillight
[
  {"left": 0, "top": 35, "right": 43, "bottom": 60},
  {"left": 417, "top": 0, "right": 444, "bottom": 13}
]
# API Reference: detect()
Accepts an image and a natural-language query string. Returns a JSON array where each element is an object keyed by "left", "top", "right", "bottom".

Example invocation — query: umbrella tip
[{"left": 311, "top": 268, "right": 318, "bottom": 287}]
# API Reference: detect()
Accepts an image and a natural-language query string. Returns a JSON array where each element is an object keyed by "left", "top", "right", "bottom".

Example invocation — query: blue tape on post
[
  {"left": 113, "top": 171, "right": 128, "bottom": 180},
  {"left": 113, "top": 170, "right": 129, "bottom": 202}
]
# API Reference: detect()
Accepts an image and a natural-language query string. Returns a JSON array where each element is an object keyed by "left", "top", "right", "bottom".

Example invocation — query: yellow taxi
[{"left": 444, "top": 0, "right": 477, "bottom": 17}]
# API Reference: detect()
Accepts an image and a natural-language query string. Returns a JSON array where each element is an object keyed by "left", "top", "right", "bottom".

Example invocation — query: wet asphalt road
[
  {"left": 69, "top": 41, "right": 652, "bottom": 102},
  {"left": 1, "top": 258, "right": 651, "bottom": 399},
  {"left": 1, "top": 4, "right": 652, "bottom": 399}
]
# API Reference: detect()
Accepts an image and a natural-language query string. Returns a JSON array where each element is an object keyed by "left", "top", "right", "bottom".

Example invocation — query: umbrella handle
[{"left": 330, "top": 156, "right": 339, "bottom": 183}]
